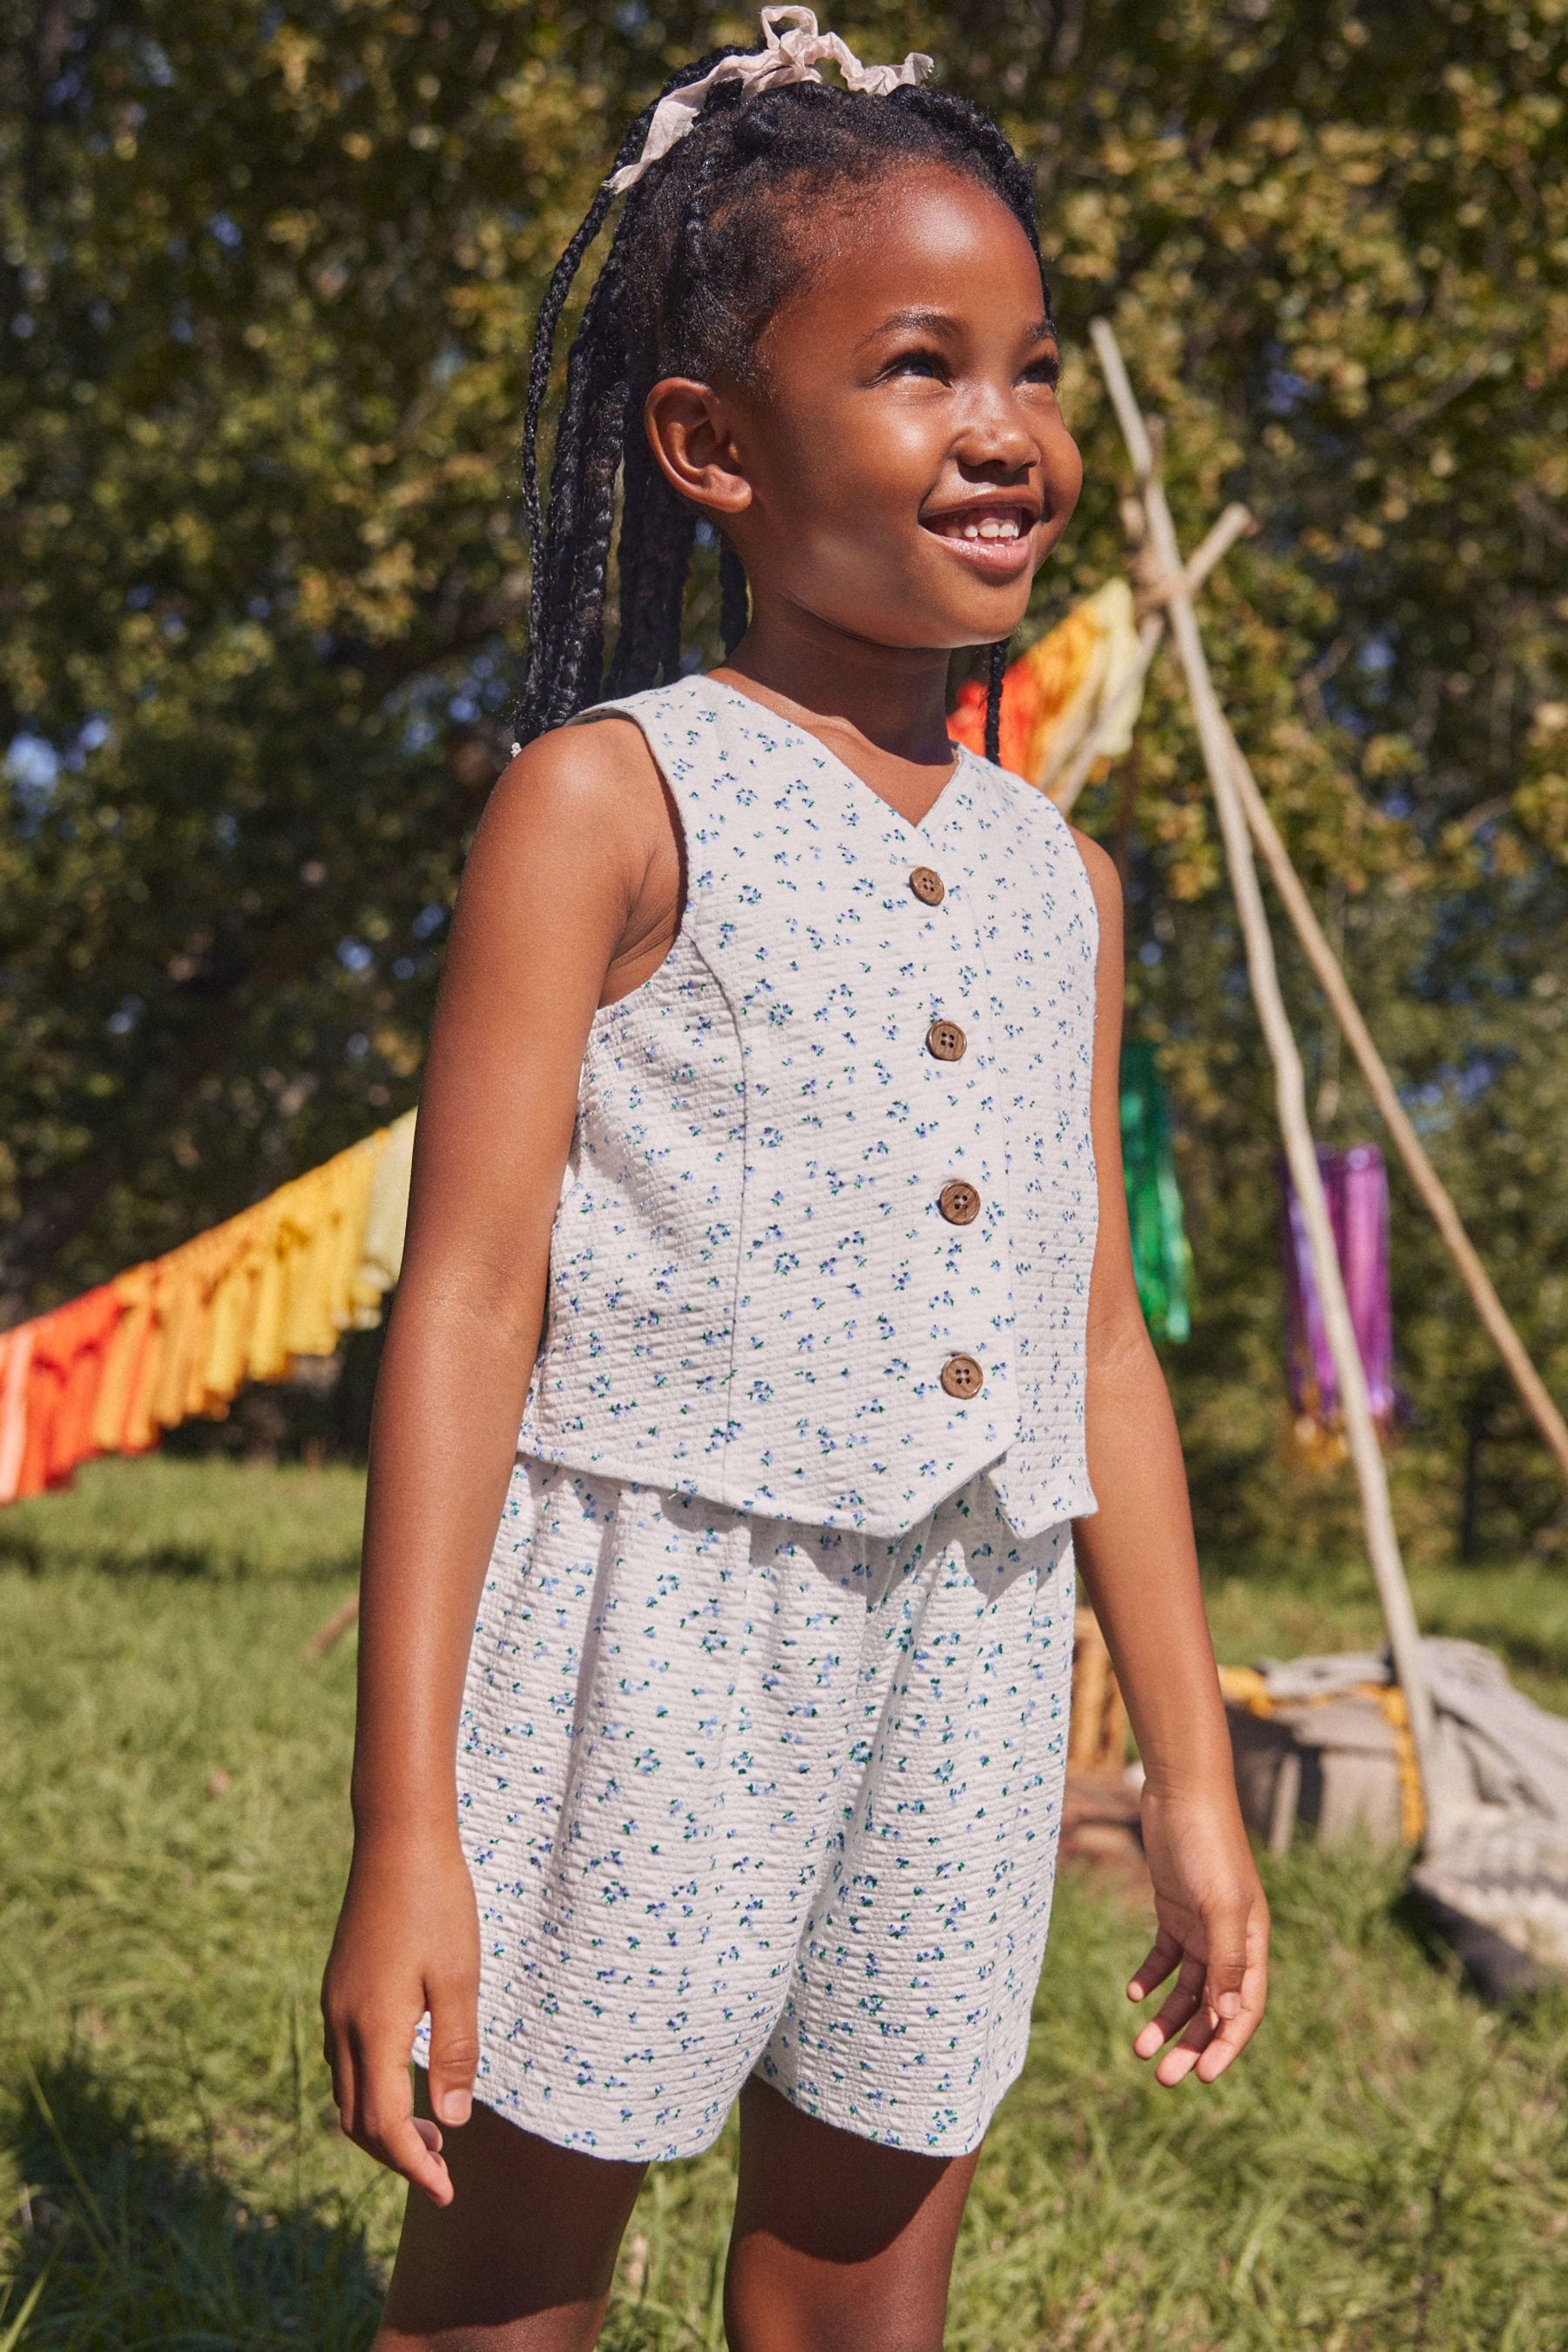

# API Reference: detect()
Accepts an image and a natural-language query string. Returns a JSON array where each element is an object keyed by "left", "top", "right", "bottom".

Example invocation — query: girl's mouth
[{"left": 919, "top": 502, "right": 1038, "bottom": 575}]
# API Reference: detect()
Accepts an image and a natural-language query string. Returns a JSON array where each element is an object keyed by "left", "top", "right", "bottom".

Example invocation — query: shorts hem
[
  {"left": 413, "top": 2043, "right": 1014, "bottom": 2166},
  {"left": 748, "top": 2055, "right": 1011, "bottom": 2160}
]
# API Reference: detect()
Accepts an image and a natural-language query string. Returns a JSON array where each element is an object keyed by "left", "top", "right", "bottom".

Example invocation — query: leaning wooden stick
[
  {"left": 1052, "top": 501, "right": 1255, "bottom": 816},
  {"left": 1090, "top": 315, "right": 1454, "bottom": 1843},
  {"left": 304, "top": 1592, "right": 362, "bottom": 1662},
  {"left": 1219, "top": 720, "right": 1568, "bottom": 1490},
  {"left": 1048, "top": 527, "right": 1568, "bottom": 1490}
]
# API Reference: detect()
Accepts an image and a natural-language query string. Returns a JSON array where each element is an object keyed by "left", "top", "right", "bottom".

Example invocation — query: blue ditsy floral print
[
  {"left": 418, "top": 678, "right": 1103, "bottom": 2159},
  {"left": 413, "top": 1454, "right": 1077, "bottom": 2160},
  {"left": 518, "top": 673, "right": 1101, "bottom": 1542}
]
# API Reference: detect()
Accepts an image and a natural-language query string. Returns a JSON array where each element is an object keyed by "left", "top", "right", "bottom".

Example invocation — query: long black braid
[{"left": 515, "top": 46, "right": 1051, "bottom": 755}]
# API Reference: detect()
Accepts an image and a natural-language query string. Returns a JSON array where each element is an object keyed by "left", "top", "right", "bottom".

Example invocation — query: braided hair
[{"left": 517, "top": 49, "right": 1051, "bottom": 765}]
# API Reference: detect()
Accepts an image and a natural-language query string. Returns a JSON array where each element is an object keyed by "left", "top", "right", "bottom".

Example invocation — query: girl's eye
[
  {"left": 1022, "top": 356, "right": 1061, "bottom": 389},
  {"left": 882, "top": 348, "right": 948, "bottom": 381}
]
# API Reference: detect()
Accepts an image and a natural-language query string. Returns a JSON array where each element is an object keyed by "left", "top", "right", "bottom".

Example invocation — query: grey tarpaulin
[{"left": 1254, "top": 1639, "right": 1568, "bottom": 1990}]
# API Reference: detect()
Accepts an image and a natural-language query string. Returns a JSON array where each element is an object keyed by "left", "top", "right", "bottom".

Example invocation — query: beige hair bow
[{"left": 606, "top": 7, "right": 935, "bottom": 194}]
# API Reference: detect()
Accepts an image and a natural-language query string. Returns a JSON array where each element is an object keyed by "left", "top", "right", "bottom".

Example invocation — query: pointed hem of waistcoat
[
  {"left": 509, "top": 1436, "right": 1053, "bottom": 1542},
  {"left": 986, "top": 1469, "right": 1100, "bottom": 1540}
]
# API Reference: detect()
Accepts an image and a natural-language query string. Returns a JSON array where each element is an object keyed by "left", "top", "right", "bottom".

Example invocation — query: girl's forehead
[{"left": 767, "top": 169, "right": 1046, "bottom": 339}]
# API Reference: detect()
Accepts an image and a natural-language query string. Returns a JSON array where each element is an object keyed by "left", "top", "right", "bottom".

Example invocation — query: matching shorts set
[
  {"left": 416, "top": 1457, "right": 1076, "bottom": 2161},
  {"left": 414, "top": 675, "right": 1100, "bottom": 2164}
]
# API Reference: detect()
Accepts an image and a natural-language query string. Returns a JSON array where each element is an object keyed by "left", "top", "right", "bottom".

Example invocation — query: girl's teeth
[{"left": 957, "top": 517, "right": 1020, "bottom": 542}]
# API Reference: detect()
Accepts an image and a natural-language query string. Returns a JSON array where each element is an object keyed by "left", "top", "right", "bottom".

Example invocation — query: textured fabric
[
  {"left": 151, "top": 1236, "right": 218, "bottom": 1432},
  {"left": 0, "top": 1323, "right": 36, "bottom": 1503},
  {"left": 121, "top": 1254, "right": 179, "bottom": 1454},
  {"left": 45, "top": 1283, "right": 123, "bottom": 1481},
  {"left": 948, "top": 579, "right": 1146, "bottom": 793},
  {"left": 91, "top": 1266, "right": 159, "bottom": 1456},
  {"left": 1277, "top": 1141, "right": 1402, "bottom": 1471},
  {"left": 197, "top": 1209, "right": 269, "bottom": 1413},
  {"left": 1119, "top": 1037, "right": 1192, "bottom": 1344},
  {"left": 0, "top": 1129, "right": 395, "bottom": 1497},
  {"left": 605, "top": 7, "right": 932, "bottom": 194},
  {"left": 13, "top": 1323, "right": 57, "bottom": 1500},
  {"left": 13, "top": 1290, "right": 120, "bottom": 1496},
  {"left": 517, "top": 672, "right": 1101, "bottom": 1542},
  {"left": 242, "top": 1132, "right": 389, "bottom": 1383},
  {"left": 414, "top": 1452, "right": 1076, "bottom": 2160},
  {"left": 355, "top": 1106, "right": 417, "bottom": 1310}
]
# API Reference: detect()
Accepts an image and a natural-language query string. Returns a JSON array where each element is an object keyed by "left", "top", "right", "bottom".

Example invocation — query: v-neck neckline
[{"left": 699, "top": 673, "right": 973, "bottom": 841}]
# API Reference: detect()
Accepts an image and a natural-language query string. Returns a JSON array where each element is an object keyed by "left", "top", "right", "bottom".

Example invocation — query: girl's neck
[{"left": 714, "top": 597, "right": 958, "bottom": 774}]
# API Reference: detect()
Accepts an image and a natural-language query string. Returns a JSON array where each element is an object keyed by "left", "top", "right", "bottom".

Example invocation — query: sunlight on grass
[{"left": 2, "top": 1458, "right": 1565, "bottom": 2347}]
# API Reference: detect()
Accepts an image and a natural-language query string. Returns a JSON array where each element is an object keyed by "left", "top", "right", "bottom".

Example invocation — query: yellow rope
[{"left": 1218, "top": 1665, "right": 1424, "bottom": 1845}]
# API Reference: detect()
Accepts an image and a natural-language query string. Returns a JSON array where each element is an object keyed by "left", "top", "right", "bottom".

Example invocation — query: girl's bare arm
[
  {"left": 321, "top": 717, "right": 672, "bottom": 2204},
  {"left": 1068, "top": 831, "right": 1269, "bottom": 2085}
]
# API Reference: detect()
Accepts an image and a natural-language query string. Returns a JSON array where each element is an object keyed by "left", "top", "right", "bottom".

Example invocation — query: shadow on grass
[
  {"left": 4, "top": 2057, "right": 384, "bottom": 2349},
  {"left": 0, "top": 1534, "right": 362, "bottom": 1585}
]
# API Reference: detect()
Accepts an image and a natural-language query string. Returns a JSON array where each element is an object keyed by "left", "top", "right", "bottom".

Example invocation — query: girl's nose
[{"left": 951, "top": 388, "right": 1037, "bottom": 477}]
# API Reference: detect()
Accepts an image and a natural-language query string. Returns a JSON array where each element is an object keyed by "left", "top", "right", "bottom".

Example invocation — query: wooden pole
[
  {"left": 1218, "top": 720, "right": 1568, "bottom": 1487},
  {"left": 1052, "top": 503, "right": 1255, "bottom": 817},
  {"left": 1045, "top": 543, "right": 1568, "bottom": 1492},
  {"left": 1090, "top": 317, "right": 1455, "bottom": 1843},
  {"left": 304, "top": 1591, "right": 361, "bottom": 1662}
]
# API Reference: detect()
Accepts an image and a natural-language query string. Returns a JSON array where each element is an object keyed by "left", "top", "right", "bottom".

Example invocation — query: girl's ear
[{"left": 644, "top": 377, "right": 754, "bottom": 520}]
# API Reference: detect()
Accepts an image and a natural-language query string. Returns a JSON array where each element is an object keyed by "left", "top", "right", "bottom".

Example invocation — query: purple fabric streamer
[{"left": 1278, "top": 1144, "right": 1399, "bottom": 1428}]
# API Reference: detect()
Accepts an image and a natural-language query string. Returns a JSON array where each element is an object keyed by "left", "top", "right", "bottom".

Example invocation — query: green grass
[{"left": 2, "top": 1456, "right": 1566, "bottom": 2349}]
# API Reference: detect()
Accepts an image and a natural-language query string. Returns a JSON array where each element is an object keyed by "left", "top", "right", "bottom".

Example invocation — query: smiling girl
[{"left": 321, "top": 16, "right": 1269, "bottom": 2349}]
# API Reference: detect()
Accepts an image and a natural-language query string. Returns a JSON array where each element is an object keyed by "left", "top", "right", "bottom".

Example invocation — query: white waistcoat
[{"left": 517, "top": 672, "right": 1102, "bottom": 1540}]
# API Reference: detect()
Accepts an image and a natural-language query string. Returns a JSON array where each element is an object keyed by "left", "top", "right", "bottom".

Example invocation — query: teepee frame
[{"left": 1078, "top": 321, "right": 1568, "bottom": 1846}]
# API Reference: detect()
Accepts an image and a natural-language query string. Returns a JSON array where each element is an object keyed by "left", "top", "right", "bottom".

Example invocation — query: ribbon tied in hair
[{"left": 605, "top": 7, "right": 935, "bottom": 193}]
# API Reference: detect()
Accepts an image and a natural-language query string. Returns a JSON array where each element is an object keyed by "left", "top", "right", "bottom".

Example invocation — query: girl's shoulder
[{"left": 477, "top": 708, "right": 669, "bottom": 894}]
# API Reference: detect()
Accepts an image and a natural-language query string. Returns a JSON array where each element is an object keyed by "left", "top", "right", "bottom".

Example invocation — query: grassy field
[{"left": 2, "top": 1456, "right": 1565, "bottom": 2350}]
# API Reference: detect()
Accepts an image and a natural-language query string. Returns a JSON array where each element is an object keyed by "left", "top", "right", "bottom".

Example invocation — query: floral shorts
[{"left": 413, "top": 1455, "right": 1076, "bottom": 2161}]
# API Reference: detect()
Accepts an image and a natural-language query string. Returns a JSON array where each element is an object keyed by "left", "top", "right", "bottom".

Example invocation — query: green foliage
[
  {"left": 3, "top": 1459, "right": 1567, "bottom": 2348},
  {"left": 2, "top": 2, "right": 1565, "bottom": 1553}
]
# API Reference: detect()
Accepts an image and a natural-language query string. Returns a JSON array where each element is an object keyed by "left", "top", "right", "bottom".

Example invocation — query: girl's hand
[
  {"left": 1125, "top": 1783, "right": 1269, "bottom": 2086},
  {"left": 321, "top": 1829, "right": 481, "bottom": 2206}
]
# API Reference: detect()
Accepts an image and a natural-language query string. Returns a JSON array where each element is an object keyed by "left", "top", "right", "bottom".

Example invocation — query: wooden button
[
  {"left": 925, "top": 1018, "right": 967, "bottom": 1063},
  {"left": 938, "top": 1180, "right": 981, "bottom": 1226},
  {"left": 941, "top": 1353, "right": 984, "bottom": 1400},
  {"left": 909, "top": 865, "right": 945, "bottom": 907}
]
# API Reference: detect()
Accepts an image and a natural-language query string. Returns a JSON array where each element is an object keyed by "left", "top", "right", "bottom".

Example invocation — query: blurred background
[
  {"left": 3, "top": 5, "right": 1566, "bottom": 2346},
  {"left": 4, "top": 0, "right": 1566, "bottom": 1564}
]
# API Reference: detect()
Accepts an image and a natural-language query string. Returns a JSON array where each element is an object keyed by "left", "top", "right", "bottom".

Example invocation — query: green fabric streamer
[{"left": 1119, "top": 1038, "right": 1193, "bottom": 1343}]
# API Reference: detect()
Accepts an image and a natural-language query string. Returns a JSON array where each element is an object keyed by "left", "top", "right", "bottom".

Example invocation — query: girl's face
[{"left": 647, "top": 164, "right": 1082, "bottom": 657}]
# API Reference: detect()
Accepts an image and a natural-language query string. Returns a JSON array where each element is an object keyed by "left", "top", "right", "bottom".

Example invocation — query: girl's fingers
[
  {"left": 366, "top": 2107, "right": 455, "bottom": 2207},
  {"left": 1200, "top": 1907, "right": 1252, "bottom": 2021},
  {"left": 348, "top": 2028, "right": 456, "bottom": 2206},
  {"left": 322, "top": 2011, "right": 358, "bottom": 2141},
  {"left": 425, "top": 1978, "right": 481, "bottom": 2129},
  {"left": 1126, "top": 1926, "right": 1183, "bottom": 2002},
  {"left": 1131, "top": 1952, "right": 1206, "bottom": 2060},
  {"left": 1139, "top": 1925, "right": 1269, "bottom": 2085},
  {"left": 1193, "top": 1952, "right": 1269, "bottom": 2083}
]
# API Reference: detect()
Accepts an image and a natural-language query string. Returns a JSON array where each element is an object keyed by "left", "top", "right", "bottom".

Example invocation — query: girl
[{"left": 322, "top": 16, "right": 1269, "bottom": 2349}]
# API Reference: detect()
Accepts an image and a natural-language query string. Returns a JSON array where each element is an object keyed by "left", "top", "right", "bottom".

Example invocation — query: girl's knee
[
  {"left": 725, "top": 2085, "right": 974, "bottom": 2352},
  {"left": 723, "top": 2256, "right": 948, "bottom": 2352}
]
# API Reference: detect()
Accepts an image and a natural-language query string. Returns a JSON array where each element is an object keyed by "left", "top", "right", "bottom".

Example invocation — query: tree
[{"left": 3, "top": 0, "right": 1565, "bottom": 1551}]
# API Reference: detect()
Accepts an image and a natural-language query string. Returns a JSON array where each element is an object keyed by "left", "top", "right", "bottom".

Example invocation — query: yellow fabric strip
[{"left": 7, "top": 1117, "right": 404, "bottom": 1485}]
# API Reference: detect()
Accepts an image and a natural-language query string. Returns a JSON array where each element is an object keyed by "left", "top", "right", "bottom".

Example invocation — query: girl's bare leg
[
  {"left": 374, "top": 2071, "right": 646, "bottom": 2352},
  {"left": 723, "top": 2076, "right": 983, "bottom": 2352}
]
